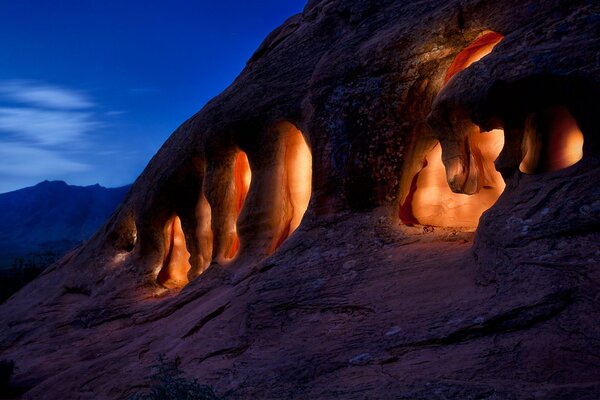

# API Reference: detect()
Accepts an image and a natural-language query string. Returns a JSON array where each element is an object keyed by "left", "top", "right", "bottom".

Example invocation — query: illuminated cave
[
  {"left": 269, "top": 122, "right": 312, "bottom": 253},
  {"left": 400, "top": 31, "right": 506, "bottom": 228},
  {"left": 157, "top": 215, "right": 192, "bottom": 288},
  {"left": 155, "top": 152, "right": 250, "bottom": 288},
  {"left": 155, "top": 123, "right": 311, "bottom": 288},
  {"left": 190, "top": 191, "right": 213, "bottom": 278},
  {"left": 520, "top": 106, "right": 584, "bottom": 173},
  {"left": 195, "top": 124, "right": 311, "bottom": 262},
  {"left": 222, "top": 151, "right": 252, "bottom": 260},
  {"left": 402, "top": 130, "right": 505, "bottom": 228}
]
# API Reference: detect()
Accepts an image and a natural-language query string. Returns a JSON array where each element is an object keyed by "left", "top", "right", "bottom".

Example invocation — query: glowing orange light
[
  {"left": 224, "top": 151, "right": 252, "bottom": 259},
  {"left": 192, "top": 193, "right": 213, "bottom": 277},
  {"left": 444, "top": 31, "right": 504, "bottom": 84},
  {"left": 406, "top": 130, "right": 505, "bottom": 228},
  {"left": 520, "top": 106, "right": 584, "bottom": 173},
  {"left": 468, "top": 128, "right": 506, "bottom": 188},
  {"left": 285, "top": 128, "right": 312, "bottom": 233},
  {"left": 233, "top": 152, "right": 252, "bottom": 214},
  {"left": 270, "top": 124, "right": 312, "bottom": 253},
  {"left": 157, "top": 215, "right": 192, "bottom": 288},
  {"left": 399, "top": 31, "right": 506, "bottom": 228},
  {"left": 519, "top": 115, "right": 541, "bottom": 174}
]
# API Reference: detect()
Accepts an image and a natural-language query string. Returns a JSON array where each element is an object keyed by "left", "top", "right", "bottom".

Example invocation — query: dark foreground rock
[{"left": 0, "top": 0, "right": 598, "bottom": 399}]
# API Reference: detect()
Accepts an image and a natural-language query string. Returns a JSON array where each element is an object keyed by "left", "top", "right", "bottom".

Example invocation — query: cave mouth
[
  {"left": 400, "top": 129, "right": 505, "bottom": 228},
  {"left": 399, "top": 31, "right": 506, "bottom": 229},
  {"left": 157, "top": 215, "right": 192, "bottom": 288},
  {"left": 155, "top": 151, "right": 250, "bottom": 288},
  {"left": 154, "top": 124, "right": 312, "bottom": 288},
  {"left": 520, "top": 106, "right": 584, "bottom": 174},
  {"left": 223, "top": 151, "right": 252, "bottom": 260},
  {"left": 269, "top": 123, "right": 312, "bottom": 253}
]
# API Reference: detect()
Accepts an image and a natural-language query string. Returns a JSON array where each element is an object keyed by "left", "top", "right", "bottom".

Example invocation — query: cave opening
[
  {"left": 157, "top": 215, "right": 192, "bottom": 288},
  {"left": 400, "top": 130, "right": 505, "bottom": 227},
  {"left": 223, "top": 151, "right": 252, "bottom": 260},
  {"left": 519, "top": 106, "right": 584, "bottom": 174},
  {"left": 399, "top": 31, "right": 506, "bottom": 228},
  {"left": 191, "top": 190, "right": 213, "bottom": 278},
  {"left": 155, "top": 123, "right": 311, "bottom": 288},
  {"left": 269, "top": 123, "right": 313, "bottom": 253}
]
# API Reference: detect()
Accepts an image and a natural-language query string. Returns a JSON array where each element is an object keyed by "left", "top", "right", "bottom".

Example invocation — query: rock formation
[{"left": 0, "top": 0, "right": 599, "bottom": 398}]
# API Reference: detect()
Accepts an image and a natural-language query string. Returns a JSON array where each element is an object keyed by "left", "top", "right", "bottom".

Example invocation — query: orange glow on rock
[
  {"left": 284, "top": 127, "right": 313, "bottom": 234},
  {"left": 399, "top": 31, "right": 506, "bottom": 228},
  {"left": 270, "top": 125, "right": 312, "bottom": 253},
  {"left": 407, "top": 130, "right": 505, "bottom": 228},
  {"left": 224, "top": 151, "right": 252, "bottom": 259},
  {"left": 520, "top": 106, "right": 584, "bottom": 173},
  {"left": 233, "top": 152, "right": 252, "bottom": 215},
  {"left": 444, "top": 31, "right": 504, "bottom": 84},
  {"left": 193, "top": 192, "right": 213, "bottom": 277},
  {"left": 468, "top": 128, "right": 506, "bottom": 189},
  {"left": 157, "top": 215, "right": 192, "bottom": 288}
]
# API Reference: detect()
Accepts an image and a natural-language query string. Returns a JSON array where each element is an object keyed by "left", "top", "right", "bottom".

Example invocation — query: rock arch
[{"left": 399, "top": 31, "right": 506, "bottom": 228}]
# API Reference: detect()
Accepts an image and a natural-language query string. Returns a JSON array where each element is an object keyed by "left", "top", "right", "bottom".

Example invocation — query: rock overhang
[{"left": 1, "top": 1, "right": 599, "bottom": 398}]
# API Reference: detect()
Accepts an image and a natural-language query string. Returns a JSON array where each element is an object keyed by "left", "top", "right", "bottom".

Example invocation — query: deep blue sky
[{"left": 0, "top": 0, "right": 307, "bottom": 193}]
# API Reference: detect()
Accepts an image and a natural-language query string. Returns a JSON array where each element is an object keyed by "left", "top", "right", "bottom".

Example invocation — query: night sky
[{"left": 0, "top": 0, "right": 307, "bottom": 193}]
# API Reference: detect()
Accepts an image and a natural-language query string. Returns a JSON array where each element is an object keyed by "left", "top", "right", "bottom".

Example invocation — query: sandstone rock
[{"left": 0, "top": 0, "right": 599, "bottom": 399}]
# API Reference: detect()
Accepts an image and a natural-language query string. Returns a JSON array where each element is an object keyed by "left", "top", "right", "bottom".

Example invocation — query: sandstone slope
[{"left": 0, "top": 0, "right": 599, "bottom": 399}]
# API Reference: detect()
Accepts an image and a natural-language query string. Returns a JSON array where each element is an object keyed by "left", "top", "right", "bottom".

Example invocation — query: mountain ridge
[{"left": 0, "top": 180, "right": 130, "bottom": 269}]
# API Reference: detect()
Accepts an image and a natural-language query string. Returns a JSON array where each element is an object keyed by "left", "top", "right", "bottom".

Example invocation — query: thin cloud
[
  {"left": 0, "top": 107, "right": 100, "bottom": 146},
  {"left": 0, "top": 80, "right": 103, "bottom": 190},
  {"left": 0, "top": 80, "right": 95, "bottom": 109},
  {"left": 0, "top": 142, "right": 89, "bottom": 177}
]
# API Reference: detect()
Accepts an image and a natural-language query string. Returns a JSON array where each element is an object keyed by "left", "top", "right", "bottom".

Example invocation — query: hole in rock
[
  {"left": 400, "top": 32, "right": 506, "bottom": 228},
  {"left": 192, "top": 191, "right": 213, "bottom": 277},
  {"left": 519, "top": 106, "right": 584, "bottom": 174},
  {"left": 269, "top": 123, "right": 312, "bottom": 253},
  {"left": 401, "top": 130, "right": 505, "bottom": 227},
  {"left": 444, "top": 31, "right": 504, "bottom": 84},
  {"left": 157, "top": 215, "right": 192, "bottom": 289},
  {"left": 223, "top": 151, "right": 252, "bottom": 260}
]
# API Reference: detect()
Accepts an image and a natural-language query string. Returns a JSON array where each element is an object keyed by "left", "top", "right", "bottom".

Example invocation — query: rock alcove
[
  {"left": 157, "top": 30, "right": 588, "bottom": 289},
  {"left": 399, "top": 31, "right": 507, "bottom": 228},
  {"left": 0, "top": 1, "right": 598, "bottom": 399},
  {"left": 400, "top": 30, "right": 586, "bottom": 228},
  {"left": 154, "top": 121, "right": 312, "bottom": 289}
]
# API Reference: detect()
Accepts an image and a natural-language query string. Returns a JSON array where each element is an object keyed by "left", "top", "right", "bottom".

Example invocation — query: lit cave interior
[
  {"left": 156, "top": 122, "right": 312, "bottom": 289},
  {"left": 400, "top": 31, "right": 584, "bottom": 228},
  {"left": 156, "top": 33, "right": 586, "bottom": 289}
]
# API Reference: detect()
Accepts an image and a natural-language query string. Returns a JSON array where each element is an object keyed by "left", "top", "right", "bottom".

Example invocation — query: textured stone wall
[{"left": 0, "top": 1, "right": 598, "bottom": 398}]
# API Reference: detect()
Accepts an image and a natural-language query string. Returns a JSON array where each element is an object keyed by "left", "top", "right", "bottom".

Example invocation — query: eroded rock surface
[{"left": 0, "top": 0, "right": 599, "bottom": 398}]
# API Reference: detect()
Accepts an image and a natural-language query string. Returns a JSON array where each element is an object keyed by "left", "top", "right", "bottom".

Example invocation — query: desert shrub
[{"left": 130, "top": 355, "right": 223, "bottom": 400}]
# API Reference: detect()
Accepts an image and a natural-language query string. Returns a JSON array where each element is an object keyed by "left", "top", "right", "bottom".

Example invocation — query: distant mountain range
[{"left": 0, "top": 181, "right": 130, "bottom": 269}]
